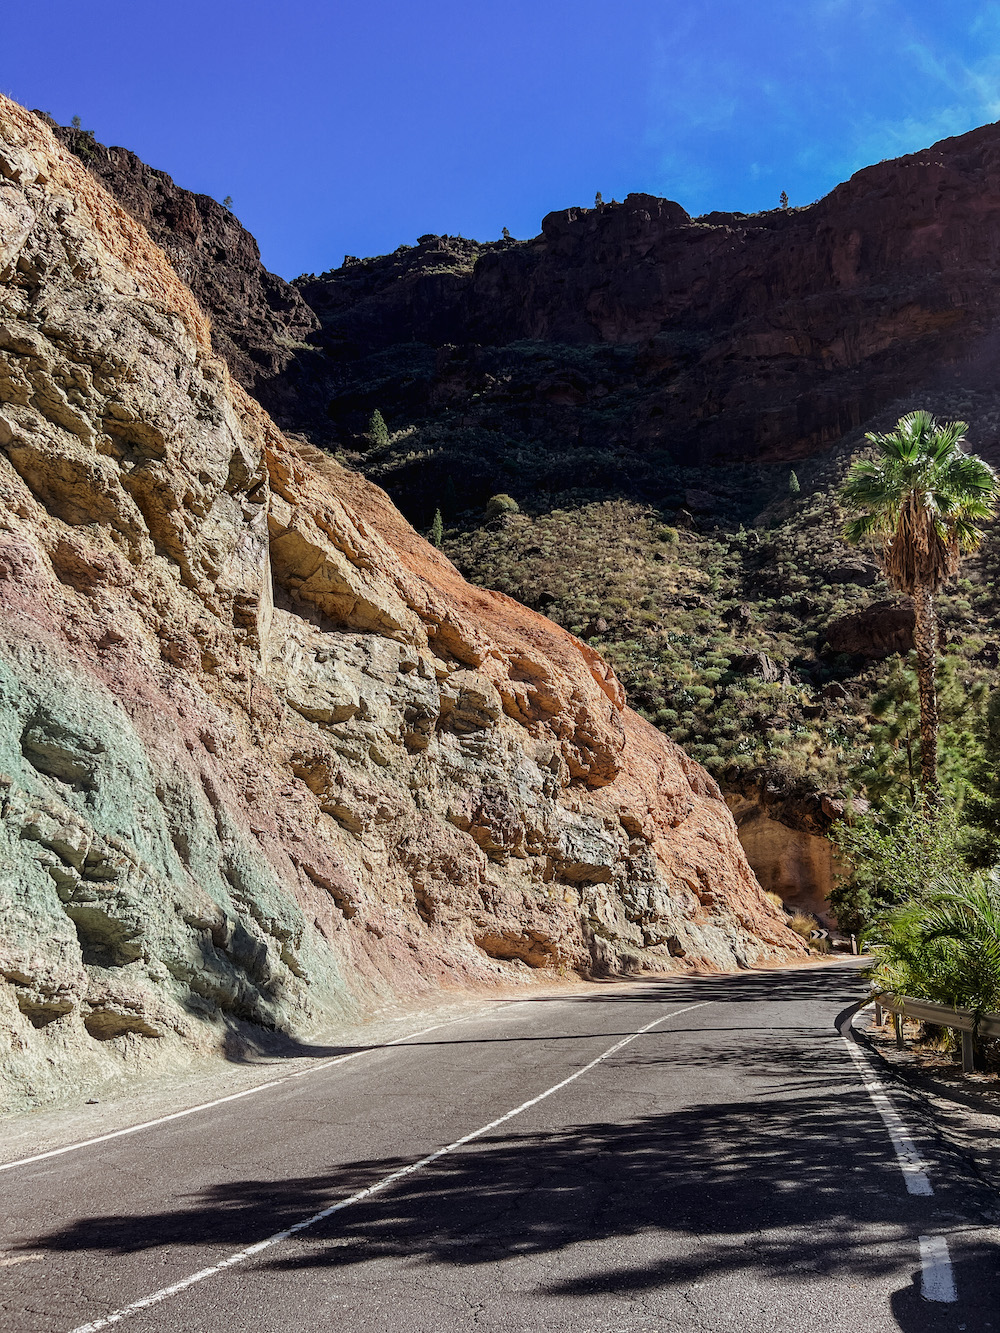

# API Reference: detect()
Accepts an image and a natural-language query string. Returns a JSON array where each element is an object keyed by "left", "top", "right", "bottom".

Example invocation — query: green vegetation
[
  {"left": 366, "top": 409, "right": 390, "bottom": 450},
  {"left": 484, "top": 493, "right": 519, "bottom": 522},
  {"left": 65, "top": 116, "right": 96, "bottom": 160},
  {"left": 848, "top": 655, "right": 986, "bottom": 809},
  {"left": 831, "top": 802, "right": 968, "bottom": 936},
  {"left": 841, "top": 411, "right": 999, "bottom": 795},
  {"left": 442, "top": 476, "right": 1000, "bottom": 793},
  {"left": 864, "top": 873, "right": 1000, "bottom": 1014},
  {"left": 826, "top": 415, "right": 1000, "bottom": 1030},
  {"left": 429, "top": 507, "right": 444, "bottom": 548},
  {"left": 963, "top": 689, "right": 1000, "bottom": 867}
]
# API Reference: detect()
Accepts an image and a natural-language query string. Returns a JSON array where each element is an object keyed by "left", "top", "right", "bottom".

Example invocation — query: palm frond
[
  {"left": 866, "top": 872, "right": 1000, "bottom": 1011},
  {"left": 841, "top": 413, "right": 1000, "bottom": 593}
]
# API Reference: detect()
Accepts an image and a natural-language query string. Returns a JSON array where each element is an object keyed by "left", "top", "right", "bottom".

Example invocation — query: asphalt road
[{"left": 2, "top": 961, "right": 998, "bottom": 1333}]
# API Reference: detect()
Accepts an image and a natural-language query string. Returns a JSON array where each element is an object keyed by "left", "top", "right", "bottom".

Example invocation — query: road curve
[{"left": 1, "top": 962, "right": 997, "bottom": 1333}]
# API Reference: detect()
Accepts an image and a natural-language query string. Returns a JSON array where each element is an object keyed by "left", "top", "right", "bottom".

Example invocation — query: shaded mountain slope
[{"left": 51, "top": 113, "right": 1000, "bottom": 514}]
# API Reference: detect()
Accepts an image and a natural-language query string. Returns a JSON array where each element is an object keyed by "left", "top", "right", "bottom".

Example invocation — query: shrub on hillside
[
  {"left": 484, "top": 493, "right": 520, "bottom": 522},
  {"left": 830, "top": 803, "right": 968, "bottom": 935}
]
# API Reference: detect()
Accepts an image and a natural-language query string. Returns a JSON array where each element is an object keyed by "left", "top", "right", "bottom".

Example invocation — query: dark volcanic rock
[
  {"left": 42, "top": 119, "right": 322, "bottom": 422},
  {"left": 824, "top": 562, "right": 880, "bottom": 587},
  {"left": 732, "top": 652, "right": 786, "bottom": 684},
  {"left": 821, "top": 681, "right": 851, "bottom": 702},
  {"left": 291, "top": 124, "right": 1000, "bottom": 469},
  {"left": 825, "top": 600, "right": 915, "bottom": 658},
  {"left": 50, "top": 116, "right": 1000, "bottom": 517}
]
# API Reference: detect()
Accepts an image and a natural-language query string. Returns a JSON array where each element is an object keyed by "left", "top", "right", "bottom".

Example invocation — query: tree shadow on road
[{"left": 20, "top": 969, "right": 995, "bottom": 1330}]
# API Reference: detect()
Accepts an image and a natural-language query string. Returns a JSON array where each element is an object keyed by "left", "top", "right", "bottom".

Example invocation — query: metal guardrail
[{"left": 871, "top": 992, "right": 1000, "bottom": 1072}]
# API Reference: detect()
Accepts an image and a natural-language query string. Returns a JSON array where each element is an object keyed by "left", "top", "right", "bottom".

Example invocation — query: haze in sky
[{"left": 4, "top": 1, "right": 1000, "bottom": 279}]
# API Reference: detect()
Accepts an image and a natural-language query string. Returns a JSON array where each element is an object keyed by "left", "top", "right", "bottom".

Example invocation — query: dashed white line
[
  {"left": 919, "top": 1235, "right": 958, "bottom": 1302},
  {"left": 64, "top": 999, "right": 712, "bottom": 1333},
  {"left": 841, "top": 1034, "right": 933, "bottom": 1195}
]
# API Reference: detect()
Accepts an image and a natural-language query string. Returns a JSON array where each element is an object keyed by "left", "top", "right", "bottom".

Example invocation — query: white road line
[
  {"left": 845, "top": 1021, "right": 962, "bottom": 1305},
  {"left": 919, "top": 1235, "right": 958, "bottom": 1302},
  {"left": 64, "top": 1000, "right": 711, "bottom": 1333},
  {"left": 841, "top": 1035, "right": 933, "bottom": 1195},
  {"left": 0, "top": 1018, "right": 462, "bottom": 1175}
]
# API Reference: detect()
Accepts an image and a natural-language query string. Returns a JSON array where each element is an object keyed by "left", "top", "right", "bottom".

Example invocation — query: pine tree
[
  {"left": 779, "top": 190, "right": 789, "bottom": 209},
  {"left": 595, "top": 191, "right": 603, "bottom": 208},
  {"left": 850, "top": 653, "right": 986, "bottom": 809},
  {"left": 788, "top": 470, "right": 800, "bottom": 496},
  {"left": 961, "top": 688, "right": 1000, "bottom": 864},
  {"left": 367, "top": 409, "right": 389, "bottom": 449},
  {"left": 429, "top": 508, "right": 444, "bottom": 547}
]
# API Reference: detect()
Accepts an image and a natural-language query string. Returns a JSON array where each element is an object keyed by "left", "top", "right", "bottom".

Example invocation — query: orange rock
[{"left": 0, "top": 97, "right": 803, "bottom": 1112}]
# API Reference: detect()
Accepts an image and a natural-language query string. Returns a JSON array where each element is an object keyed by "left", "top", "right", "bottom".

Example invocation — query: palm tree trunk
[
  {"left": 904, "top": 731, "right": 915, "bottom": 805},
  {"left": 912, "top": 583, "right": 939, "bottom": 797}
]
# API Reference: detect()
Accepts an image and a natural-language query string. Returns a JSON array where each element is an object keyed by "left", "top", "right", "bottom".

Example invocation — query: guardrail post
[
  {"left": 894, "top": 1012, "right": 905, "bottom": 1049},
  {"left": 962, "top": 1030, "right": 975, "bottom": 1074},
  {"left": 850, "top": 934, "right": 857, "bottom": 955},
  {"left": 874, "top": 1002, "right": 883, "bottom": 1026}
]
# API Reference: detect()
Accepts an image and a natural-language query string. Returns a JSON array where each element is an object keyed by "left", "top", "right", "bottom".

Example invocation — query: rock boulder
[{"left": 825, "top": 601, "right": 915, "bottom": 658}]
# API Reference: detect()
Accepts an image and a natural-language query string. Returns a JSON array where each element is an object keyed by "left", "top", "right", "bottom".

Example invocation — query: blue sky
[{"left": 4, "top": 1, "right": 1000, "bottom": 279}]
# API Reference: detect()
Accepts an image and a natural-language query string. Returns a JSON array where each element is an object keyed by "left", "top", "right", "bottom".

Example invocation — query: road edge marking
[
  {"left": 919, "top": 1235, "right": 958, "bottom": 1302},
  {"left": 840, "top": 1034, "right": 934, "bottom": 1195},
  {"left": 64, "top": 999, "right": 711, "bottom": 1333},
  {"left": 840, "top": 1008, "right": 959, "bottom": 1305},
  {"left": 0, "top": 1019, "right": 463, "bottom": 1175}
]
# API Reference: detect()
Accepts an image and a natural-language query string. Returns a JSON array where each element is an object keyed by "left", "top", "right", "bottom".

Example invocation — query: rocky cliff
[
  {"left": 293, "top": 128, "right": 1000, "bottom": 471},
  {"left": 43, "top": 118, "right": 324, "bottom": 424},
  {"left": 44, "top": 112, "right": 1000, "bottom": 923},
  {"left": 50, "top": 118, "right": 1000, "bottom": 521},
  {"left": 0, "top": 99, "right": 800, "bottom": 1112}
]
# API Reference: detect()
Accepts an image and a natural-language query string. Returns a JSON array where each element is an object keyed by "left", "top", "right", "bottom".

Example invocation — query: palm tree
[{"left": 841, "top": 410, "right": 999, "bottom": 797}]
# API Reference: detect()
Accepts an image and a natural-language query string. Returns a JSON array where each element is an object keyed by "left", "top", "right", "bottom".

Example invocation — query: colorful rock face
[{"left": 0, "top": 98, "right": 800, "bottom": 1112}]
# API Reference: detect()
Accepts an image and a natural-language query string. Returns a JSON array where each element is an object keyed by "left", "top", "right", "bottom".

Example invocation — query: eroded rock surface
[{"left": 0, "top": 99, "right": 801, "bottom": 1112}]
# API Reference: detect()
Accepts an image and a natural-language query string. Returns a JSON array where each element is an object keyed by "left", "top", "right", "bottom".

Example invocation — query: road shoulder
[{"left": 855, "top": 1007, "right": 1000, "bottom": 1210}]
